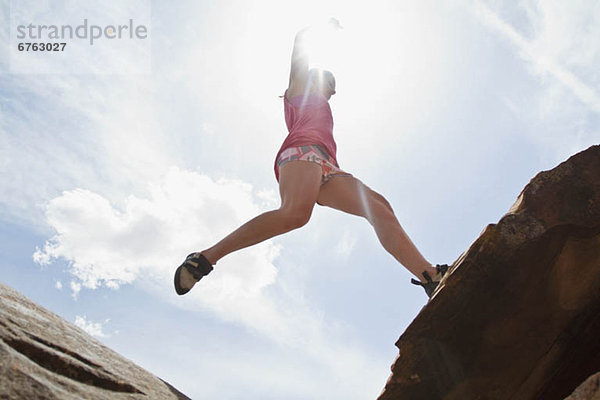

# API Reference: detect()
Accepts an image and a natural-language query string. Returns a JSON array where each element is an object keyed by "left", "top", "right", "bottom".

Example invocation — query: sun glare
[
  {"left": 297, "top": 3, "right": 446, "bottom": 103},
  {"left": 224, "top": 0, "right": 451, "bottom": 163}
]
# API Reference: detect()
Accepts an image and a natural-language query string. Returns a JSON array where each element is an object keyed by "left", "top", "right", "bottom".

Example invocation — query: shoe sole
[{"left": 174, "top": 263, "right": 193, "bottom": 295}]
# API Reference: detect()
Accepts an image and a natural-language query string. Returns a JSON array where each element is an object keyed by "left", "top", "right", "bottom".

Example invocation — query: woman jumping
[{"left": 174, "top": 19, "right": 448, "bottom": 299}]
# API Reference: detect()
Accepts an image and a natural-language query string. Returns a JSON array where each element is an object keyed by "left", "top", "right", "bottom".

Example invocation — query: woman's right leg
[
  {"left": 316, "top": 176, "right": 439, "bottom": 282},
  {"left": 201, "top": 161, "right": 323, "bottom": 265}
]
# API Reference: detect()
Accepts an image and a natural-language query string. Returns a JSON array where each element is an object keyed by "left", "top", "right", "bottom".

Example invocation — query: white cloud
[
  {"left": 32, "top": 166, "right": 290, "bottom": 341},
  {"left": 34, "top": 167, "right": 278, "bottom": 293},
  {"left": 74, "top": 315, "right": 109, "bottom": 338},
  {"left": 32, "top": 166, "right": 384, "bottom": 396},
  {"left": 70, "top": 281, "right": 81, "bottom": 299},
  {"left": 335, "top": 230, "right": 357, "bottom": 259},
  {"left": 470, "top": 0, "right": 600, "bottom": 113},
  {"left": 525, "top": 0, "right": 600, "bottom": 73}
]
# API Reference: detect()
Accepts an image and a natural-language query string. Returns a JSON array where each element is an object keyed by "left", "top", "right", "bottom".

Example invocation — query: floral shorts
[{"left": 276, "top": 144, "right": 352, "bottom": 184}]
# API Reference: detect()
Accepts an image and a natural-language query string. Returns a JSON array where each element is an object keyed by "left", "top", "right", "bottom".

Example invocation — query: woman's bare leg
[
  {"left": 201, "top": 161, "right": 323, "bottom": 264},
  {"left": 317, "top": 176, "right": 438, "bottom": 281}
]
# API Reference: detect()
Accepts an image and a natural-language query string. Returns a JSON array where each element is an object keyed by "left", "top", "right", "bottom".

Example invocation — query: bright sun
[
  {"left": 297, "top": 3, "right": 446, "bottom": 118},
  {"left": 228, "top": 0, "right": 450, "bottom": 157},
  {"left": 291, "top": 2, "right": 446, "bottom": 100}
]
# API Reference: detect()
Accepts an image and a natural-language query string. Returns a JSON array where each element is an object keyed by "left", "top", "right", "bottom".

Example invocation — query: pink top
[{"left": 274, "top": 90, "right": 338, "bottom": 181}]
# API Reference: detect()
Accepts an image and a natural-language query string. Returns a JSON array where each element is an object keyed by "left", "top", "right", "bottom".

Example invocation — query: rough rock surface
[
  {"left": 564, "top": 372, "right": 600, "bottom": 400},
  {"left": 378, "top": 145, "right": 600, "bottom": 400},
  {"left": 0, "top": 282, "right": 190, "bottom": 400}
]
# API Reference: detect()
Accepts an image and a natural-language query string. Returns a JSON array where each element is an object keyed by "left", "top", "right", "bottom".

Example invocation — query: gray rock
[
  {"left": 0, "top": 282, "right": 190, "bottom": 400},
  {"left": 564, "top": 372, "right": 600, "bottom": 400}
]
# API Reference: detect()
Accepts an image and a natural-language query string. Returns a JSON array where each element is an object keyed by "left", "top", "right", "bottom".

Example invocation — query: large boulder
[
  {"left": 0, "top": 282, "right": 190, "bottom": 400},
  {"left": 378, "top": 145, "right": 600, "bottom": 400}
]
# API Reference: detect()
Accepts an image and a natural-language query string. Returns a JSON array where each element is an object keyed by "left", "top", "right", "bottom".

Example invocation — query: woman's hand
[
  {"left": 328, "top": 18, "right": 343, "bottom": 30},
  {"left": 288, "top": 18, "right": 343, "bottom": 93},
  {"left": 296, "top": 18, "right": 343, "bottom": 38}
]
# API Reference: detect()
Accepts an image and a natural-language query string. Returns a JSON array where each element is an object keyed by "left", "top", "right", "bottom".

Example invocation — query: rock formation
[
  {"left": 378, "top": 145, "right": 600, "bottom": 400},
  {"left": 0, "top": 282, "right": 190, "bottom": 400},
  {"left": 564, "top": 371, "right": 600, "bottom": 400}
]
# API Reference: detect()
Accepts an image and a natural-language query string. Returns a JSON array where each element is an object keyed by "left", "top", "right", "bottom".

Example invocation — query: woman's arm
[
  {"left": 287, "top": 27, "right": 310, "bottom": 92},
  {"left": 287, "top": 19, "right": 342, "bottom": 95}
]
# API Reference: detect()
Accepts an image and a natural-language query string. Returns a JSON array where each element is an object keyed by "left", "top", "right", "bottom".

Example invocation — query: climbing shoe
[
  {"left": 174, "top": 253, "right": 213, "bottom": 295},
  {"left": 411, "top": 264, "right": 450, "bottom": 298}
]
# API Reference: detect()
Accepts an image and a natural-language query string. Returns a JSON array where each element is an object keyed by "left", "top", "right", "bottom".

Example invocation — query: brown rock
[
  {"left": 378, "top": 145, "right": 600, "bottom": 400},
  {"left": 0, "top": 283, "right": 190, "bottom": 400}
]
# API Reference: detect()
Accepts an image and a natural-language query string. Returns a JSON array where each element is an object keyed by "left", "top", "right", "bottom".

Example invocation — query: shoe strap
[
  {"left": 411, "top": 278, "right": 424, "bottom": 287},
  {"left": 436, "top": 264, "right": 449, "bottom": 277},
  {"left": 184, "top": 253, "right": 213, "bottom": 279}
]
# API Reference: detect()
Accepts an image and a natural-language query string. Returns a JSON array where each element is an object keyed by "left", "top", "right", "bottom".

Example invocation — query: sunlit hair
[
  {"left": 308, "top": 68, "right": 335, "bottom": 91},
  {"left": 279, "top": 68, "right": 336, "bottom": 99}
]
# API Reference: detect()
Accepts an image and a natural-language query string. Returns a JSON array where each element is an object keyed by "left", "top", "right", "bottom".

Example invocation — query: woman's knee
[
  {"left": 370, "top": 190, "right": 393, "bottom": 213},
  {"left": 279, "top": 206, "right": 313, "bottom": 230},
  {"left": 366, "top": 191, "right": 396, "bottom": 223}
]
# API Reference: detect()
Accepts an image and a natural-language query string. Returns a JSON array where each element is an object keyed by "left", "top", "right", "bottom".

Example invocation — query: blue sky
[{"left": 1, "top": 0, "right": 599, "bottom": 399}]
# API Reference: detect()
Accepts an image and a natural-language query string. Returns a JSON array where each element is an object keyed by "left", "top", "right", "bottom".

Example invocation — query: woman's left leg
[{"left": 316, "top": 176, "right": 439, "bottom": 282}]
